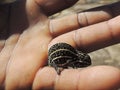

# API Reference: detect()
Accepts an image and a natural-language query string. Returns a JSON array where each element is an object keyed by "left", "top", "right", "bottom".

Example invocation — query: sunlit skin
[{"left": 0, "top": 0, "right": 120, "bottom": 90}]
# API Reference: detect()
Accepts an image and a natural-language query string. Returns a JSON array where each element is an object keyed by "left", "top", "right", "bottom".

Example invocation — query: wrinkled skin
[{"left": 0, "top": 0, "right": 120, "bottom": 90}]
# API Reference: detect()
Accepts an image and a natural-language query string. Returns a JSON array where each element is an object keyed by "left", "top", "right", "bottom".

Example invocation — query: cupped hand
[{"left": 0, "top": 0, "right": 120, "bottom": 90}]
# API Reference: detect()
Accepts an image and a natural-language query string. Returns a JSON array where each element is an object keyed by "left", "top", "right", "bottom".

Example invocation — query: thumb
[{"left": 35, "top": 0, "right": 78, "bottom": 16}]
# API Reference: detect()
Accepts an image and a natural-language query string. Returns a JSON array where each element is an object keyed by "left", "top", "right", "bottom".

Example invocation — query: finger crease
[
  {"left": 84, "top": 12, "right": 89, "bottom": 26},
  {"left": 105, "top": 20, "right": 116, "bottom": 43},
  {"left": 77, "top": 13, "right": 82, "bottom": 28},
  {"left": 78, "top": 12, "right": 89, "bottom": 27},
  {"left": 74, "top": 30, "right": 84, "bottom": 51},
  {"left": 49, "top": 20, "right": 55, "bottom": 38}
]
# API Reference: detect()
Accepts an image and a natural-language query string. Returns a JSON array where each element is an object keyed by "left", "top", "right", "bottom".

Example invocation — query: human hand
[{"left": 0, "top": 0, "right": 120, "bottom": 90}]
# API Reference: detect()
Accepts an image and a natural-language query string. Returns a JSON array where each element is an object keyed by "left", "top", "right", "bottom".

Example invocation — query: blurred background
[{"left": 51, "top": 0, "right": 120, "bottom": 68}]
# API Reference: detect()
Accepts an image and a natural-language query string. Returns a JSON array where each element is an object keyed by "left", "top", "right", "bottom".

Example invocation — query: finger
[
  {"left": 32, "top": 67, "right": 57, "bottom": 90},
  {"left": 5, "top": 24, "right": 51, "bottom": 89},
  {"left": 50, "top": 12, "right": 111, "bottom": 37},
  {"left": 55, "top": 66, "right": 120, "bottom": 90},
  {"left": 50, "top": 1, "right": 120, "bottom": 37},
  {"left": 32, "top": 66, "right": 120, "bottom": 90},
  {"left": 75, "top": 15, "right": 120, "bottom": 52},
  {"left": 49, "top": 15, "right": 120, "bottom": 52},
  {"left": 35, "top": 0, "right": 78, "bottom": 16},
  {"left": 32, "top": 67, "right": 80, "bottom": 90},
  {"left": 0, "top": 35, "right": 19, "bottom": 88}
]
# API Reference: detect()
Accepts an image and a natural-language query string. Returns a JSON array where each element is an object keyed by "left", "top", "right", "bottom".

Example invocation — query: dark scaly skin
[{"left": 48, "top": 43, "right": 91, "bottom": 75}]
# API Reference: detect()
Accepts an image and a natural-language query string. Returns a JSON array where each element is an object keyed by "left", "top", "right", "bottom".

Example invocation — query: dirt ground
[{"left": 51, "top": 0, "right": 120, "bottom": 69}]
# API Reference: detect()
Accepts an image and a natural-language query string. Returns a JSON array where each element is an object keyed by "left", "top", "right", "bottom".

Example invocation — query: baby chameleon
[{"left": 48, "top": 43, "right": 91, "bottom": 75}]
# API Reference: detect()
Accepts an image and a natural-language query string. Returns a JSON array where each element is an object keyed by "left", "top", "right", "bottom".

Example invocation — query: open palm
[{"left": 0, "top": 0, "right": 120, "bottom": 90}]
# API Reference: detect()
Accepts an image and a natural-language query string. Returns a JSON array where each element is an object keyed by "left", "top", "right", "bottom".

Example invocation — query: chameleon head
[{"left": 77, "top": 51, "right": 91, "bottom": 67}]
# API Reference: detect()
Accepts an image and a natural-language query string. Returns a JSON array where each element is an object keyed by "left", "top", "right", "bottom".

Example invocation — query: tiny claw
[{"left": 56, "top": 67, "right": 64, "bottom": 75}]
